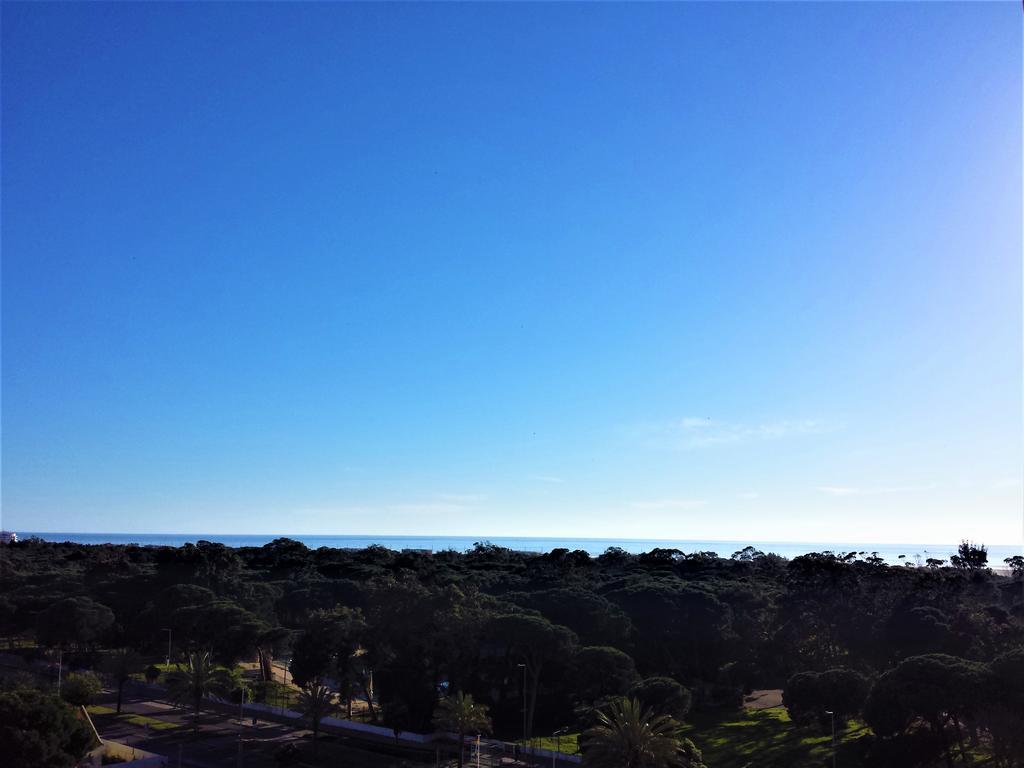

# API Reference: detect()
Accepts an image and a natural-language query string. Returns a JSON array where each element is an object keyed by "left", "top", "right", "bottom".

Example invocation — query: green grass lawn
[
  {"left": 680, "top": 707, "right": 869, "bottom": 768},
  {"left": 1, "top": 638, "right": 39, "bottom": 649},
  {"left": 515, "top": 708, "right": 867, "bottom": 765},
  {"left": 518, "top": 732, "right": 581, "bottom": 754},
  {"left": 121, "top": 713, "right": 180, "bottom": 730},
  {"left": 86, "top": 704, "right": 181, "bottom": 730}
]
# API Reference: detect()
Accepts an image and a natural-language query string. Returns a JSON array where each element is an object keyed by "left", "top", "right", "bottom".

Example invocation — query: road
[
  {"left": 90, "top": 683, "right": 579, "bottom": 768},
  {"left": 91, "top": 687, "right": 436, "bottom": 768}
]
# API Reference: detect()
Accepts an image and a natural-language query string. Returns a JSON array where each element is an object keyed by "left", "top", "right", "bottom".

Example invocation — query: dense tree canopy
[
  {"left": 782, "top": 667, "right": 869, "bottom": 730},
  {"left": 60, "top": 671, "right": 102, "bottom": 707},
  {"left": 628, "top": 677, "right": 692, "bottom": 722},
  {"left": 1, "top": 536, "right": 1021, "bottom": 762},
  {"left": 0, "top": 687, "right": 95, "bottom": 768}
]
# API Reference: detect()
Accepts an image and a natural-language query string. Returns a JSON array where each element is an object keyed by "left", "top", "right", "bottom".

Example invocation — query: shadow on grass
[{"left": 680, "top": 707, "right": 870, "bottom": 768}]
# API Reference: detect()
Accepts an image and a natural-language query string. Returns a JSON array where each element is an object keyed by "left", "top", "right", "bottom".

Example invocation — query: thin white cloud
[
  {"left": 314, "top": 493, "right": 487, "bottom": 517},
  {"left": 531, "top": 475, "right": 565, "bottom": 484},
  {"left": 680, "top": 417, "right": 830, "bottom": 447},
  {"left": 633, "top": 417, "right": 836, "bottom": 451},
  {"left": 817, "top": 484, "right": 937, "bottom": 497},
  {"left": 436, "top": 493, "right": 488, "bottom": 504},
  {"left": 388, "top": 501, "right": 480, "bottom": 515},
  {"left": 737, "top": 491, "right": 760, "bottom": 500},
  {"left": 817, "top": 486, "right": 859, "bottom": 497},
  {"left": 629, "top": 498, "right": 708, "bottom": 511}
]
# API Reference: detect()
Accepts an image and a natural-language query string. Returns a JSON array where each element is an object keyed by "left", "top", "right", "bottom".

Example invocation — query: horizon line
[{"left": 10, "top": 530, "right": 1022, "bottom": 549}]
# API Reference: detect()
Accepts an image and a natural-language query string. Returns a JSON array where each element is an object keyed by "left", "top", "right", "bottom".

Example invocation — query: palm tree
[
  {"left": 581, "top": 697, "right": 704, "bottom": 768},
  {"left": 432, "top": 691, "right": 492, "bottom": 768},
  {"left": 297, "top": 680, "right": 338, "bottom": 759},
  {"left": 165, "top": 651, "right": 237, "bottom": 732}
]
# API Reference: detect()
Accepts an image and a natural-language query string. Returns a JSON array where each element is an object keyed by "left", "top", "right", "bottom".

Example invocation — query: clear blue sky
[{"left": 2, "top": 2, "right": 1021, "bottom": 544}]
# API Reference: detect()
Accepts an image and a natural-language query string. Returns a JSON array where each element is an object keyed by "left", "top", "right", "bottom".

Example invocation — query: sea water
[{"left": 13, "top": 531, "right": 1023, "bottom": 566}]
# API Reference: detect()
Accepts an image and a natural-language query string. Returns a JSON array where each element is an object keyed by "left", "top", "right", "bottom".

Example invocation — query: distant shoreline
[{"left": 10, "top": 531, "right": 1023, "bottom": 566}]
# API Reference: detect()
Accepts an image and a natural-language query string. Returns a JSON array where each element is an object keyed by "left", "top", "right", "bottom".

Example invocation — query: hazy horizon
[
  {"left": 14, "top": 531, "right": 1024, "bottom": 569},
  {"left": 3, "top": 2, "right": 1022, "bottom": 545},
  {"left": 14, "top": 529, "right": 1016, "bottom": 548}
]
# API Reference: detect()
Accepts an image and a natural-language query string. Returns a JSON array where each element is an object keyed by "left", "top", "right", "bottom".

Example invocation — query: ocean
[{"left": 12, "top": 532, "right": 1023, "bottom": 566}]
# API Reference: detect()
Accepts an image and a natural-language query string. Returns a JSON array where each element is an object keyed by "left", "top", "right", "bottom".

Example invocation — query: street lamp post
[
  {"left": 57, "top": 649, "right": 63, "bottom": 696},
  {"left": 825, "top": 710, "right": 836, "bottom": 768},
  {"left": 552, "top": 727, "right": 569, "bottom": 768},
  {"left": 162, "top": 628, "right": 172, "bottom": 668},
  {"left": 517, "top": 663, "right": 527, "bottom": 750},
  {"left": 281, "top": 657, "right": 292, "bottom": 714}
]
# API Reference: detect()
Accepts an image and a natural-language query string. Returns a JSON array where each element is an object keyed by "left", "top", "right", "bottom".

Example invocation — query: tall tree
[
  {"left": 166, "top": 651, "right": 237, "bottom": 732},
  {"left": 979, "top": 648, "right": 1024, "bottom": 768},
  {"left": 36, "top": 597, "right": 114, "bottom": 650},
  {"left": 487, "top": 614, "right": 577, "bottom": 739},
  {"left": 101, "top": 648, "right": 142, "bottom": 714},
  {"left": 628, "top": 677, "right": 692, "bottom": 722},
  {"left": 169, "top": 600, "right": 268, "bottom": 666},
  {"left": 60, "top": 672, "right": 102, "bottom": 707},
  {"left": 783, "top": 668, "right": 868, "bottom": 731},
  {"left": 950, "top": 541, "right": 988, "bottom": 571},
  {"left": 296, "top": 681, "right": 338, "bottom": 760},
  {"left": 581, "top": 697, "right": 704, "bottom": 768},
  {"left": 864, "top": 653, "right": 988, "bottom": 768},
  {"left": 572, "top": 646, "right": 640, "bottom": 706},
  {"left": 432, "top": 692, "right": 492, "bottom": 768},
  {"left": 290, "top": 607, "right": 366, "bottom": 717}
]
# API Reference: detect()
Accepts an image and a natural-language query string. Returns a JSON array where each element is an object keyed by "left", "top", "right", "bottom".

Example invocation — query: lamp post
[
  {"left": 162, "top": 628, "right": 172, "bottom": 668},
  {"left": 552, "top": 727, "right": 569, "bottom": 768},
  {"left": 825, "top": 710, "right": 836, "bottom": 768},
  {"left": 517, "top": 663, "right": 527, "bottom": 750},
  {"left": 57, "top": 649, "right": 63, "bottom": 696}
]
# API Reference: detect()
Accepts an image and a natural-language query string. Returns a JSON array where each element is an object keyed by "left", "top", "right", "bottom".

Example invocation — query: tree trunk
[
  {"left": 362, "top": 680, "right": 377, "bottom": 722},
  {"left": 256, "top": 647, "right": 264, "bottom": 681},
  {"left": 951, "top": 716, "right": 971, "bottom": 764},
  {"left": 457, "top": 727, "right": 465, "bottom": 768},
  {"left": 527, "top": 666, "right": 542, "bottom": 740},
  {"left": 933, "top": 716, "right": 954, "bottom": 768},
  {"left": 116, "top": 680, "right": 124, "bottom": 714},
  {"left": 338, "top": 670, "right": 352, "bottom": 719}
]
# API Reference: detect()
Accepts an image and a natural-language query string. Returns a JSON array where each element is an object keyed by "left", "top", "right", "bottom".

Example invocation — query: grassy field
[
  {"left": 86, "top": 704, "right": 181, "bottom": 731},
  {"left": 517, "top": 707, "right": 870, "bottom": 766},
  {"left": 680, "top": 707, "right": 869, "bottom": 768},
  {"left": 518, "top": 732, "right": 581, "bottom": 754}
]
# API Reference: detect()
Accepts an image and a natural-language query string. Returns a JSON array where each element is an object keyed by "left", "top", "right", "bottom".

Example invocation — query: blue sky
[{"left": 2, "top": 2, "right": 1021, "bottom": 544}]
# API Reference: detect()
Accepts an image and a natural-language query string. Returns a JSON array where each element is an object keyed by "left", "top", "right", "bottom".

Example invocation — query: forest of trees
[{"left": 0, "top": 538, "right": 1022, "bottom": 767}]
